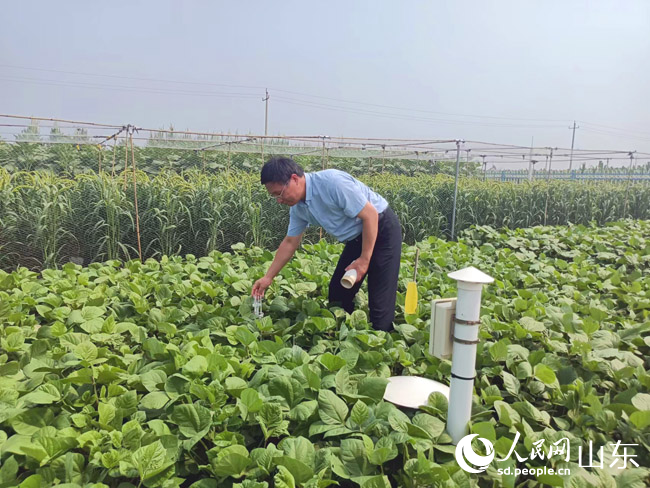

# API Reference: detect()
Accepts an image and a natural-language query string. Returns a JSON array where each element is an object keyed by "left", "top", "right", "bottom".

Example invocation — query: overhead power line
[
  {"left": 0, "top": 63, "right": 266, "bottom": 90},
  {"left": 273, "top": 96, "right": 566, "bottom": 129},
  {"left": 2, "top": 113, "right": 648, "bottom": 162},
  {"left": 0, "top": 76, "right": 262, "bottom": 100},
  {"left": 1, "top": 63, "right": 573, "bottom": 124},
  {"left": 580, "top": 126, "right": 650, "bottom": 144},
  {"left": 578, "top": 120, "right": 650, "bottom": 137}
]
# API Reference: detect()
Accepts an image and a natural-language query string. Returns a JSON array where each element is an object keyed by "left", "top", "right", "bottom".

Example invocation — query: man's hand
[
  {"left": 252, "top": 276, "right": 273, "bottom": 297},
  {"left": 345, "top": 257, "right": 369, "bottom": 283}
]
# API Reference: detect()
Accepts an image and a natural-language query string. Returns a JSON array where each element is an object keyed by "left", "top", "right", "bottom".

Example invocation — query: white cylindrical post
[{"left": 446, "top": 267, "right": 494, "bottom": 445}]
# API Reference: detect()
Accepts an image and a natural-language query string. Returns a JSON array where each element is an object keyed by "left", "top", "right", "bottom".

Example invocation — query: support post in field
[
  {"left": 568, "top": 121, "right": 579, "bottom": 171},
  {"left": 446, "top": 266, "right": 494, "bottom": 444},
  {"left": 481, "top": 155, "right": 486, "bottom": 181},
  {"left": 528, "top": 136, "right": 534, "bottom": 182},
  {"left": 451, "top": 140, "right": 462, "bottom": 241}
]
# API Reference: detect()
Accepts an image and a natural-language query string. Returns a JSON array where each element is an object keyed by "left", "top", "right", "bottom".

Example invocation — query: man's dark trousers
[{"left": 328, "top": 207, "right": 402, "bottom": 331}]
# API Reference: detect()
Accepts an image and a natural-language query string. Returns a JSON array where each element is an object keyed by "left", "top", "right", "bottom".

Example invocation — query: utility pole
[
  {"left": 568, "top": 121, "right": 579, "bottom": 171},
  {"left": 451, "top": 140, "right": 462, "bottom": 240},
  {"left": 263, "top": 89, "right": 270, "bottom": 136},
  {"left": 528, "top": 136, "right": 534, "bottom": 182},
  {"left": 623, "top": 151, "right": 636, "bottom": 216},
  {"left": 530, "top": 160, "right": 538, "bottom": 181},
  {"left": 480, "top": 155, "right": 487, "bottom": 181}
]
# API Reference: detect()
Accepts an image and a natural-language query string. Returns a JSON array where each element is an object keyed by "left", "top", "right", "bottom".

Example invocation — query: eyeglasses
[{"left": 270, "top": 180, "right": 289, "bottom": 201}]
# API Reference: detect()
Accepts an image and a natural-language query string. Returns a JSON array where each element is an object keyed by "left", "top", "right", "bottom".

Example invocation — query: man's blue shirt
[{"left": 287, "top": 169, "right": 388, "bottom": 242}]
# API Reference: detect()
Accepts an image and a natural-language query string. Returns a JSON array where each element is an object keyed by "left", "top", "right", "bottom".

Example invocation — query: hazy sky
[{"left": 2, "top": 1, "right": 649, "bottom": 168}]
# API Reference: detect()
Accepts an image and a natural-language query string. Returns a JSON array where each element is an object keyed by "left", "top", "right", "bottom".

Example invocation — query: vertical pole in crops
[
  {"left": 111, "top": 137, "right": 117, "bottom": 177},
  {"left": 543, "top": 155, "right": 548, "bottom": 180},
  {"left": 381, "top": 145, "right": 386, "bottom": 173},
  {"left": 450, "top": 140, "right": 462, "bottom": 240},
  {"left": 123, "top": 130, "right": 129, "bottom": 190},
  {"left": 227, "top": 143, "right": 232, "bottom": 172},
  {"left": 568, "top": 121, "right": 579, "bottom": 171},
  {"left": 527, "top": 137, "right": 534, "bottom": 182},
  {"left": 624, "top": 151, "right": 635, "bottom": 217},
  {"left": 260, "top": 137, "right": 265, "bottom": 168},
  {"left": 481, "top": 155, "right": 487, "bottom": 181},
  {"left": 546, "top": 147, "right": 554, "bottom": 180},
  {"left": 544, "top": 147, "right": 554, "bottom": 225},
  {"left": 446, "top": 266, "right": 494, "bottom": 445},
  {"left": 320, "top": 137, "right": 328, "bottom": 241},
  {"left": 130, "top": 128, "right": 143, "bottom": 263},
  {"left": 263, "top": 89, "right": 269, "bottom": 136}
]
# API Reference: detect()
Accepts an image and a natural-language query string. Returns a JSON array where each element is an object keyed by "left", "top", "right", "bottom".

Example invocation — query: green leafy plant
[{"left": 1, "top": 220, "right": 649, "bottom": 486}]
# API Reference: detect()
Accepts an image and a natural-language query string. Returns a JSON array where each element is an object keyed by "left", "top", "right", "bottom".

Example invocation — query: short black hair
[{"left": 260, "top": 157, "right": 304, "bottom": 185}]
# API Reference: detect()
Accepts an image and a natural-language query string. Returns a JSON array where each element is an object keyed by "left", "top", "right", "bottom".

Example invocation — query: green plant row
[
  {"left": 1, "top": 168, "right": 649, "bottom": 271},
  {"left": 0, "top": 220, "right": 649, "bottom": 487},
  {"left": 0, "top": 141, "right": 474, "bottom": 178}
]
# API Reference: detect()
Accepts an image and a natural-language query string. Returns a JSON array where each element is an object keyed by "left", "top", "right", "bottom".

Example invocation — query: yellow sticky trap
[
  {"left": 405, "top": 282, "right": 418, "bottom": 314},
  {"left": 405, "top": 248, "right": 420, "bottom": 315}
]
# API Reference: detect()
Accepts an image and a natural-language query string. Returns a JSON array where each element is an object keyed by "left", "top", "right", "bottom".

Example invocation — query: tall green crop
[{"left": 1, "top": 170, "right": 648, "bottom": 271}]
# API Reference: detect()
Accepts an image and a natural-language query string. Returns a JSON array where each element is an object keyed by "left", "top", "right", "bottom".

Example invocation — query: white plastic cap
[
  {"left": 341, "top": 269, "right": 357, "bottom": 289},
  {"left": 447, "top": 266, "right": 494, "bottom": 284}
]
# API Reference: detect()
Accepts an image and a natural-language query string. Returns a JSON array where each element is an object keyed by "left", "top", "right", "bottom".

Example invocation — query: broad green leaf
[
  {"left": 536, "top": 474, "right": 564, "bottom": 487},
  {"left": 274, "top": 465, "right": 296, "bottom": 488},
  {"left": 357, "top": 377, "right": 388, "bottom": 401},
  {"left": 18, "top": 474, "right": 43, "bottom": 488},
  {"left": 273, "top": 457, "right": 314, "bottom": 485},
  {"left": 318, "top": 353, "right": 347, "bottom": 372},
  {"left": 501, "top": 371, "right": 520, "bottom": 396},
  {"left": 182, "top": 356, "right": 208, "bottom": 377},
  {"left": 277, "top": 436, "right": 315, "bottom": 468},
  {"left": 140, "top": 370, "right": 167, "bottom": 392},
  {"left": 350, "top": 400, "right": 369, "bottom": 426},
  {"left": 140, "top": 391, "right": 170, "bottom": 410},
  {"left": 290, "top": 401, "right": 318, "bottom": 422},
  {"left": 239, "top": 388, "right": 263, "bottom": 419},
  {"left": 489, "top": 341, "right": 508, "bottom": 362},
  {"left": 210, "top": 445, "right": 251, "bottom": 479},
  {"left": 20, "top": 384, "right": 61, "bottom": 405},
  {"left": 318, "top": 390, "right": 348, "bottom": 425},
  {"left": 339, "top": 439, "right": 373, "bottom": 477},
  {"left": 131, "top": 440, "right": 170, "bottom": 481},
  {"left": 98, "top": 403, "right": 116, "bottom": 426},
  {"left": 361, "top": 475, "right": 392, "bottom": 488},
  {"left": 233, "top": 481, "right": 269, "bottom": 488},
  {"left": 171, "top": 403, "right": 212, "bottom": 438},
  {"left": 629, "top": 411, "right": 650, "bottom": 429},
  {"left": 519, "top": 316, "right": 545, "bottom": 333},
  {"left": 268, "top": 376, "right": 304, "bottom": 408},
  {"left": 412, "top": 414, "right": 445, "bottom": 440},
  {"left": 631, "top": 393, "right": 650, "bottom": 411},
  {"left": 471, "top": 421, "right": 496, "bottom": 441},
  {"left": 74, "top": 342, "right": 98, "bottom": 363},
  {"left": 0, "top": 456, "right": 18, "bottom": 485},
  {"left": 368, "top": 438, "right": 398, "bottom": 465},
  {"left": 534, "top": 364, "right": 557, "bottom": 385}
]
